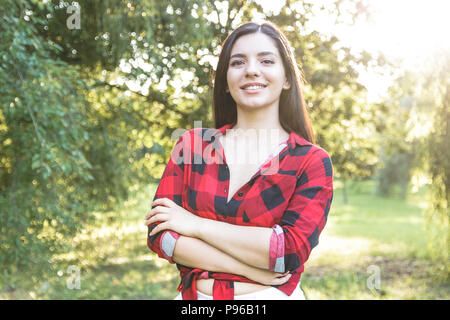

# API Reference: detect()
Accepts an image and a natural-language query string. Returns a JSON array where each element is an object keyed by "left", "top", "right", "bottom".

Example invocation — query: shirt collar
[{"left": 215, "top": 123, "right": 312, "bottom": 149}]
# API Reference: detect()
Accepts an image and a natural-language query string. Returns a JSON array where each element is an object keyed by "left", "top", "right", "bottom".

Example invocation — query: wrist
[
  {"left": 219, "top": 252, "right": 254, "bottom": 279},
  {"left": 193, "top": 215, "right": 208, "bottom": 239},
  {"left": 239, "top": 262, "right": 255, "bottom": 280}
]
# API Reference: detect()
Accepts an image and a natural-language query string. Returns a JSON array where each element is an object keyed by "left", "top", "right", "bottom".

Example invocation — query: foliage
[
  {"left": 0, "top": 0, "right": 95, "bottom": 286},
  {"left": 377, "top": 152, "right": 413, "bottom": 198},
  {"left": 421, "top": 54, "right": 450, "bottom": 279},
  {"left": 38, "top": 0, "right": 383, "bottom": 181},
  {"left": 374, "top": 72, "right": 418, "bottom": 198},
  {"left": 0, "top": 0, "right": 396, "bottom": 288},
  {"left": 376, "top": 54, "right": 449, "bottom": 279}
]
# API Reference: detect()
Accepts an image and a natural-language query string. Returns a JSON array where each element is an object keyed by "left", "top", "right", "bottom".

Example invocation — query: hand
[
  {"left": 145, "top": 198, "right": 202, "bottom": 237},
  {"left": 243, "top": 267, "right": 292, "bottom": 286}
]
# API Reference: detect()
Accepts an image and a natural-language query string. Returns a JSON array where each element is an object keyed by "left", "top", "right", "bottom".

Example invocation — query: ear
[
  {"left": 225, "top": 86, "right": 230, "bottom": 93},
  {"left": 283, "top": 78, "right": 291, "bottom": 90}
]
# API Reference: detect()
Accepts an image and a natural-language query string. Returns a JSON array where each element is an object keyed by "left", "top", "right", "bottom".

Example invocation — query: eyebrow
[{"left": 230, "top": 51, "right": 277, "bottom": 59}]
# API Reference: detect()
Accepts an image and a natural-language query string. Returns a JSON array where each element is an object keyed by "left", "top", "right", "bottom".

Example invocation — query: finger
[
  {"left": 145, "top": 213, "right": 169, "bottom": 226},
  {"left": 149, "top": 222, "right": 169, "bottom": 236},
  {"left": 152, "top": 198, "right": 173, "bottom": 208},
  {"left": 272, "top": 278, "right": 290, "bottom": 286},
  {"left": 280, "top": 274, "right": 292, "bottom": 282},
  {"left": 145, "top": 205, "right": 168, "bottom": 219},
  {"left": 276, "top": 272, "right": 291, "bottom": 278},
  {"left": 276, "top": 273, "right": 291, "bottom": 279},
  {"left": 272, "top": 273, "right": 291, "bottom": 284}
]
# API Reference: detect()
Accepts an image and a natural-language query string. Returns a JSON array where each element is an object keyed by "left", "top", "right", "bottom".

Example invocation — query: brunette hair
[{"left": 213, "top": 21, "right": 315, "bottom": 144}]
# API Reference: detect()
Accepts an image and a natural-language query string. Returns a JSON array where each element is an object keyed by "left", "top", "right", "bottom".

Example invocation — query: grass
[
  {"left": 301, "top": 180, "right": 448, "bottom": 299},
  {"left": 1, "top": 180, "right": 448, "bottom": 299}
]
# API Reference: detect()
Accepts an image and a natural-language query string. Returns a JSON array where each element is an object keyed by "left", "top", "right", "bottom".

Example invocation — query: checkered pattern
[{"left": 147, "top": 123, "right": 333, "bottom": 300}]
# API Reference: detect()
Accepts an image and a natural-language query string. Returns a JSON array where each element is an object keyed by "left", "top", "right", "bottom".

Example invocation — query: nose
[{"left": 245, "top": 58, "right": 261, "bottom": 77}]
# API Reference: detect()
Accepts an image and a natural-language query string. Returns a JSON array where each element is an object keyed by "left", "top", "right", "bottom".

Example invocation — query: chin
[
  {"left": 237, "top": 99, "right": 275, "bottom": 111},
  {"left": 237, "top": 103, "right": 267, "bottom": 111}
]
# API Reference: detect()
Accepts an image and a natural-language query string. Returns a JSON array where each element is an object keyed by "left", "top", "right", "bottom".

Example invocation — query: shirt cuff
[
  {"left": 159, "top": 230, "right": 180, "bottom": 264},
  {"left": 269, "top": 225, "right": 285, "bottom": 273}
]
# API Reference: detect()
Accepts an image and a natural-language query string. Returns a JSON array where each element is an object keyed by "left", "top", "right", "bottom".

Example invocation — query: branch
[
  {"left": 12, "top": 63, "right": 43, "bottom": 145},
  {"left": 92, "top": 80, "right": 190, "bottom": 118}
]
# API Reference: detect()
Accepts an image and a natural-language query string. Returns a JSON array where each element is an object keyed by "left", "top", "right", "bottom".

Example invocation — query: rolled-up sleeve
[
  {"left": 269, "top": 148, "right": 333, "bottom": 272},
  {"left": 147, "top": 133, "right": 188, "bottom": 264}
]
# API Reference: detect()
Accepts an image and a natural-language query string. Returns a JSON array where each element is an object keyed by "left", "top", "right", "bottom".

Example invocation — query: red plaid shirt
[{"left": 147, "top": 123, "right": 333, "bottom": 300}]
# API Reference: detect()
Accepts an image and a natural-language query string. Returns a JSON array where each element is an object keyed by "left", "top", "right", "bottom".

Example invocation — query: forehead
[{"left": 230, "top": 32, "right": 280, "bottom": 57}]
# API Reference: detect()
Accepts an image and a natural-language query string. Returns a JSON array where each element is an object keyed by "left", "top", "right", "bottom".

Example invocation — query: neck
[
  {"left": 233, "top": 103, "right": 284, "bottom": 132},
  {"left": 228, "top": 103, "right": 290, "bottom": 144}
]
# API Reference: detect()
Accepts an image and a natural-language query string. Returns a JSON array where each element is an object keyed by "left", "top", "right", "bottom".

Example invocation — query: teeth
[{"left": 244, "top": 85, "right": 264, "bottom": 90}]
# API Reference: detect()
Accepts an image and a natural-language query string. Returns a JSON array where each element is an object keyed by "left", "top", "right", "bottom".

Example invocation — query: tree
[
  {"left": 375, "top": 72, "right": 418, "bottom": 199},
  {"left": 377, "top": 53, "right": 449, "bottom": 278},
  {"left": 1, "top": 0, "right": 386, "bottom": 286},
  {"left": 422, "top": 54, "right": 450, "bottom": 279},
  {"left": 0, "top": 0, "right": 93, "bottom": 285}
]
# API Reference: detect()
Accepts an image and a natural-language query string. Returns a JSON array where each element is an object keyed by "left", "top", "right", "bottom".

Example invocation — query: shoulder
[
  {"left": 307, "top": 144, "right": 332, "bottom": 163},
  {"left": 288, "top": 131, "right": 331, "bottom": 161},
  {"left": 287, "top": 132, "right": 329, "bottom": 159},
  {"left": 288, "top": 141, "right": 333, "bottom": 178},
  {"left": 308, "top": 144, "right": 333, "bottom": 177}
]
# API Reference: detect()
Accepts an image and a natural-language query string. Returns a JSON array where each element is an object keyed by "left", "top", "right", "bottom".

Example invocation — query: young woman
[{"left": 145, "top": 21, "right": 333, "bottom": 300}]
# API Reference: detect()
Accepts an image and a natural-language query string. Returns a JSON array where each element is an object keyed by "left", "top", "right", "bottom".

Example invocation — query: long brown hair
[{"left": 213, "top": 21, "right": 315, "bottom": 144}]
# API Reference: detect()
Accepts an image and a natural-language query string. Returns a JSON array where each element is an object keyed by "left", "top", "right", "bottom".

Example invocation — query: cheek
[
  {"left": 268, "top": 68, "right": 287, "bottom": 85},
  {"left": 226, "top": 71, "right": 239, "bottom": 88}
]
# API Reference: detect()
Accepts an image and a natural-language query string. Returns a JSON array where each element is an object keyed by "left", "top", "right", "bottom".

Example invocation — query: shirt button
[{"left": 238, "top": 191, "right": 243, "bottom": 197}]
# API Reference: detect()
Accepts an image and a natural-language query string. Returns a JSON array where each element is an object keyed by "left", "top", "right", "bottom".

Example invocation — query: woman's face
[{"left": 226, "top": 32, "right": 290, "bottom": 112}]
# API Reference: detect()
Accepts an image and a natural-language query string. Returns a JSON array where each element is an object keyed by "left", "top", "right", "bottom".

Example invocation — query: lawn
[
  {"left": 302, "top": 180, "right": 448, "bottom": 299},
  {"left": 2, "top": 180, "right": 448, "bottom": 299}
]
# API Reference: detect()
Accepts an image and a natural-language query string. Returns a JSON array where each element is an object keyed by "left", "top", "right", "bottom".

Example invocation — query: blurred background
[{"left": 0, "top": 0, "right": 448, "bottom": 299}]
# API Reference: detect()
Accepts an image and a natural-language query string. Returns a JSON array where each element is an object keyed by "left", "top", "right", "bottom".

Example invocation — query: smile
[
  {"left": 240, "top": 83, "right": 267, "bottom": 93},
  {"left": 244, "top": 85, "right": 264, "bottom": 89}
]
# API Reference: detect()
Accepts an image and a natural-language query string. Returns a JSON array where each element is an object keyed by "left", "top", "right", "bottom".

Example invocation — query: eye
[
  {"left": 230, "top": 60, "right": 244, "bottom": 66},
  {"left": 262, "top": 59, "right": 275, "bottom": 64}
]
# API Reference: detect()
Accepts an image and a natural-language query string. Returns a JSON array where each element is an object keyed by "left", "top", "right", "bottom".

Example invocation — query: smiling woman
[
  {"left": 145, "top": 21, "right": 333, "bottom": 300},
  {"left": 226, "top": 34, "right": 291, "bottom": 112}
]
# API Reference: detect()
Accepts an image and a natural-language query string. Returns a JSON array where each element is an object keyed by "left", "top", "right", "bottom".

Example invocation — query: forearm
[
  {"left": 195, "top": 219, "right": 273, "bottom": 270},
  {"left": 172, "top": 235, "right": 255, "bottom": 278},
  {"left": 172, "top": 235, "right": 292, "bottom": 287}
]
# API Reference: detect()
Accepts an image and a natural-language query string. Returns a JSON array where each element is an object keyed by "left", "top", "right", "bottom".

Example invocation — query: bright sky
[
  {"left": 332, "top": 0, "right": 450, "bottom": 61},
  {"left": 256, "top": 0, "right": 450, "bottom": 101}
]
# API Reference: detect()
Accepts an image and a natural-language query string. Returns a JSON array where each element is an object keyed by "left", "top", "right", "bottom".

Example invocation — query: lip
[
  {"left": 240, "top": 82, "right": 267, "bottom": 89},
  {"left": 240, "top": 82, "right": 267, "bottom": 93}
]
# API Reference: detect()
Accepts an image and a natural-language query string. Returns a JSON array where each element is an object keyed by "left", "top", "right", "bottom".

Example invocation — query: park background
[{"left": 0, "top": 0, "right": 448, "bottom": 299}]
